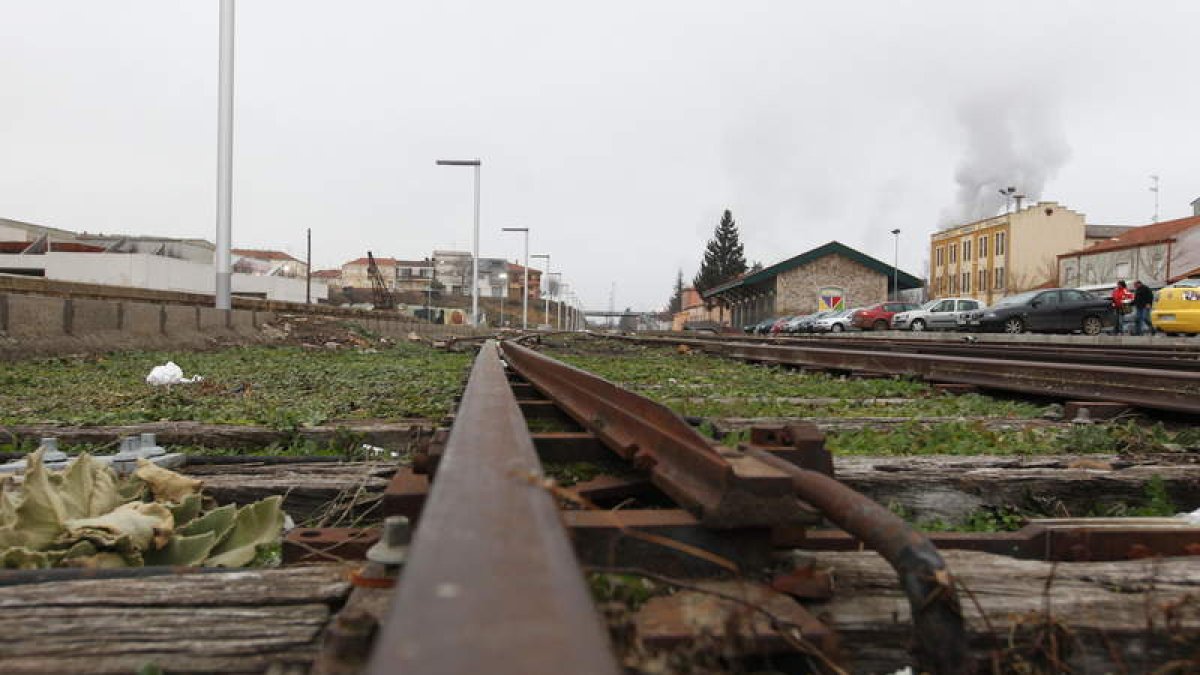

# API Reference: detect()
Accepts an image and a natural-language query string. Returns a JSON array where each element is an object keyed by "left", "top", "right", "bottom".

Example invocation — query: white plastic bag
[{"left": 146, "top": 361, "right": 203, "bottom": 386}]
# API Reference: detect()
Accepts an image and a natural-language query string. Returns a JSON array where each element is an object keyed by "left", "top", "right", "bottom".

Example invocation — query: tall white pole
[
  {"left": 215, "top": 0, "right": 235, "bottom": 310},
  {"left": 522, "top": 231, "right": 529, "bottom": 329},
  {"left": 558, "top": 283, "right": 568, "bottom": 329},
  {"left": 471, "top": 163, "right": 480, "bottom": 326},
  {"left": 543, "top": 257, "right": 551, "bottom": 325}
]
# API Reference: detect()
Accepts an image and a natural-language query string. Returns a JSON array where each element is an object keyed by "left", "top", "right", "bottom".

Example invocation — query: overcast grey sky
[{"left": 2, "top": 1, "right": 1198, "bottom": 310}]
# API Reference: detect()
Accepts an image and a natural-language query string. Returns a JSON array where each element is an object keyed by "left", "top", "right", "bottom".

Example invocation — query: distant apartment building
[
  {"left": 311, "top": 268, "right": 343, "bottom": 291},
  {"left": 930, "top": 201, "right": 1086, "bottom": 304},
  {"left": 433, "top": 250, "right": 509, "bottom": 298},
  {"left": 341, "top": 256, "right": 399, "bottom": 290},
  {"left": 505, "top": 262, "right": 543, "bottom": 300},
  {"left": 394, "top": 259, "right": 435, "bottom": 293}
]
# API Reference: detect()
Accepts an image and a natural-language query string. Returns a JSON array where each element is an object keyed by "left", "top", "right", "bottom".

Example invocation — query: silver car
[
  {"left": 891, "top": 297, "right": 982, "bottom": 331},
  {"left": 812, "top": 308, "right": 860, "bottom": 333}
]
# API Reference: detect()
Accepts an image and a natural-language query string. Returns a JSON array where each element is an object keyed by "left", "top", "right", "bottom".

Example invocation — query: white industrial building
[{"left": 0, "top": 218, "right": 324, "bottom": 303}]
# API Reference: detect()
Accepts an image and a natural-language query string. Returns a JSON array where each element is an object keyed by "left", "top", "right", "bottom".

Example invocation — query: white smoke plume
[{"left": 942, "top": 92, "right": 1072, "bottom": 227}]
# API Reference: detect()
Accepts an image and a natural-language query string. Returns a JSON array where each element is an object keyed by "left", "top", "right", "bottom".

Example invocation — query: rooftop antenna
[{"left": 1149, "top": 174, "right": 1160, "bottom": 222}]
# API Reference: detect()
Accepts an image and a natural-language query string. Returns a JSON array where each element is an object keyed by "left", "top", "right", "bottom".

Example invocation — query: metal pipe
[
  {"left": 214, "top": 0, "right": 235, "bottom": 310},
  {"left": 747, "top": 448, "right": 970, "bottom": 674}
]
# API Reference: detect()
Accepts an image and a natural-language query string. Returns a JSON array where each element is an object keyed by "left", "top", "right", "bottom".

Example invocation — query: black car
[{"left": 961, "top": 288, "right": 1115, "bottom": 335}]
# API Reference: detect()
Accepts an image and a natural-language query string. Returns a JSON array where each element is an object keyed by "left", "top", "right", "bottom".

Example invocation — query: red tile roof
[
  {"left": 311, "top": 269, "right": 342, "bottom": 278},
  {"left": 0, "top": 242, "right": 29, "bottom": 253},
  {"left": 1062, "top": 214, "right": 1200, "bottom": 257},
  {"left": 50, "top": 242, "right": 106, "bottom": 253},
  {"left": 506, "top": 262, "right": 541, "bottom": 274},
  {"left": 232, "top": 248, "right": 302, "bottom": 262}
]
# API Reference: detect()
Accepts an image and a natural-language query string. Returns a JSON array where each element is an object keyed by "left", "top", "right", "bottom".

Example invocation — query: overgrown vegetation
[
  {"left": 888, "top": 475, "right": 1178, "bottom": 531},
  {"left": 0, "top": 343, "right": 470, "bottom": 429},
  {"left": 544, "top": 344, "right": 1045, "bottom": 419},
  {"left": 827, "top": 420, "right": 1200, "bottom": 456}
]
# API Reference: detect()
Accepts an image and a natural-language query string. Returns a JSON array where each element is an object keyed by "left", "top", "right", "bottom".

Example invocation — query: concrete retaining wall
[{"left": 0, "top": 291, "right": 487, "bottom": 359}]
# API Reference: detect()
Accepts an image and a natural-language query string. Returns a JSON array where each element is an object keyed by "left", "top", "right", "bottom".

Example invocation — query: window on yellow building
[
  {"left": 978, "top": 236, "right": 988, "bottom": 257},
  {"left": 979, "top": 268, "right": 988, "bottom": 291},
  {"left": 950, "top": 274, "right": 957, "bottom": 293},
  {"left": 935, "top": 247, "right": 943, "bottom": 266},
  {"left": 995, "top": 232, "right": 1006, "bottom": 255},
  {"left": 994, "top": 267, "right": 1005, "bottom": 289},
  {"left": 962, "top": 271, "right": 970, "bottom": 293},
  {"left": 949, "top": 244, "right": 957, "bottom": 263},
  {"left": 962, "top": 239, "right": 971, "bottom": 261}
]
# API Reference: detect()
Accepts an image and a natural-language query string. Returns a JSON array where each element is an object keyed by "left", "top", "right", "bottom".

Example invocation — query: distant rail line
[{"left": 609, "top": 332, "right": 1200, "bottom": 414}]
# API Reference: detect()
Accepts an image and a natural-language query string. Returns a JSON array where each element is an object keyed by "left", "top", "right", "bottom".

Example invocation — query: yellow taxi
[{"left": 1152, "top": 279, "right": 1200, "bottom": 336}]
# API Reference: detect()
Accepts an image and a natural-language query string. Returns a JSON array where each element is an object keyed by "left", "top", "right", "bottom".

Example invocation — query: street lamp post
[
  {"left": 558, "top": 283, "right": 570, "bottom": 330},
  {"left": 498, "top": 272, "right": 508, "bottom": 327},
  {"left": 436, "top": 158, "right": 482, "bottom": 325},
  {"left": 545, "top": 272, "right": 562, "bottom": 330},
  {"left": 890, "top": 228, "right": 901, "bottom": 301},
  {"left": 531, "top": 253, "right": 550, "bottom": 329},
  {"left": 501, "top": 227, "right": 530, "bottom": 329}
]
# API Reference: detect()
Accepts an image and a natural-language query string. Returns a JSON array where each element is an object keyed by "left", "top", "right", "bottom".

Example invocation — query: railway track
[
  {"left": 350, "top": 338, "right": 1200, "bottom": 674},
  {"left": 610, "top": 333, "right": 1200, "bottom": 415},
  {"left": 641, "top": 330, "right": 1200, "bottom": 368},
  {"left": 367, "top": 339, "right": 968, "bottom": 674}
]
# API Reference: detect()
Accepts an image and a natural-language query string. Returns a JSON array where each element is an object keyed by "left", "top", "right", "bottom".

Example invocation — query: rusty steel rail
[
  {"left": 502, "top": 340, "right": 970, "bottom": 672},
  {"left": 630, "top": 332, "right": 1200, "bottom": 370},
  {"left": 500, "top": 339, "right": 813, "bottom": 529},
  {"left": 367, "top": 341, "right": 620, "bottom": 675},
  {"left": 612, "top": 334, "right": 1200, "bottom": 415}
]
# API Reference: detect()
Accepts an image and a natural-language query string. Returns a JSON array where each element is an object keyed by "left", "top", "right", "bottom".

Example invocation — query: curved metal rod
[{"left": 747, "top": 448, "right": 973, "bottom": 674}]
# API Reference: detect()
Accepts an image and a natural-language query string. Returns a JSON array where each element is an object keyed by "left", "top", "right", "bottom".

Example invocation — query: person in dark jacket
[{"left": 1131, "top": 280, "right": 1155, "bottom": 336}]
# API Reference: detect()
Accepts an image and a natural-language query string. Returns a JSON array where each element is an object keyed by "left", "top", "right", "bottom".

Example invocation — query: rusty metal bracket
[{"left": 500, "top": 340, "right": 817, "bottom": 529}]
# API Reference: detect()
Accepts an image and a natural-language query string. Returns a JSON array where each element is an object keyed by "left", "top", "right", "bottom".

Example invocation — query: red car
[{"left": 851, "top": 302, "right": 919, "bottom": 330}]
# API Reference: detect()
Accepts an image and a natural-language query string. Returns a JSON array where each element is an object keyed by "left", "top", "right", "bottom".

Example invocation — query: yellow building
[{"left": 929, "top": 201, "right": 1085, "bottom": 305}]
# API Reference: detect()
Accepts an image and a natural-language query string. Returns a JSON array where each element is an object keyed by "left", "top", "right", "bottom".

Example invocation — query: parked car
[
  {"left": 748, "top": 318, "right": 777, "bottom": 335},
  {"left": 891, "top": 297, "right": 982, "bottom": 331},
  {"left": 1152, "top": 278, "right": 1200, "bottom": 336},
  {"left": 811, "top": 308, "right": 859, "bottom": 333},
  {"left": 851, "top": 302, "right": 920, "bottom": 330},
  {"left": 960, "top": 288, "right": 1115, "bottom": 334},
  {"left": 768, "top": 316, "right": 796, "bottom": 335},
  {"left": 784, "top": 311, "right": 829, "bottom": 334},
  {"left": 779, "top": 314, "right": 813, "bottom": 334}
]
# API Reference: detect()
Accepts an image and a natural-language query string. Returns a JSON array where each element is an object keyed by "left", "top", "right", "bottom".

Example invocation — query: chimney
[
  {"left": 1014, "top": 194, "right": 1025, "bottom": 211},
  {"left": 1192, "top": 196, "right": 1200, "bottom": 217}
]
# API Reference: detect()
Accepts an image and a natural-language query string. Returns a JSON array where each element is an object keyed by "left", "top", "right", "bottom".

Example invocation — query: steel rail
[
  {"left": 610, "top": 335, "right": 1200, "bottom": 414},
  {"left": 642, "top": 330, "right": 1200, "bottom": 354},
  {"left": 630, "top": 333, "right": 1200, "bottom": 370},
  {"left": 504, "top": 340, "right": 971, "bottom": 672},
  {"left": 500, "top": 340, "right": 812, "bottom": 528},
  {"left": 366, "top": 341, "right": 620, "bottom": 675}
]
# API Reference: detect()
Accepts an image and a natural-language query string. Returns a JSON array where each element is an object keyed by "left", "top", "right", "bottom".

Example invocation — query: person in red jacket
[{"left": 1110, "top": 280, "right": 1132, "bottom": 334}]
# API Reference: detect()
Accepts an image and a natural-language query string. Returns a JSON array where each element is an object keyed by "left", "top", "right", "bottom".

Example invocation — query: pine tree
[
  {"left": 692, "top": 210, "right": 747, "bottom": 292},
  {"left": 667, "top": 269, "right": 685, "bottom": 313}
]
